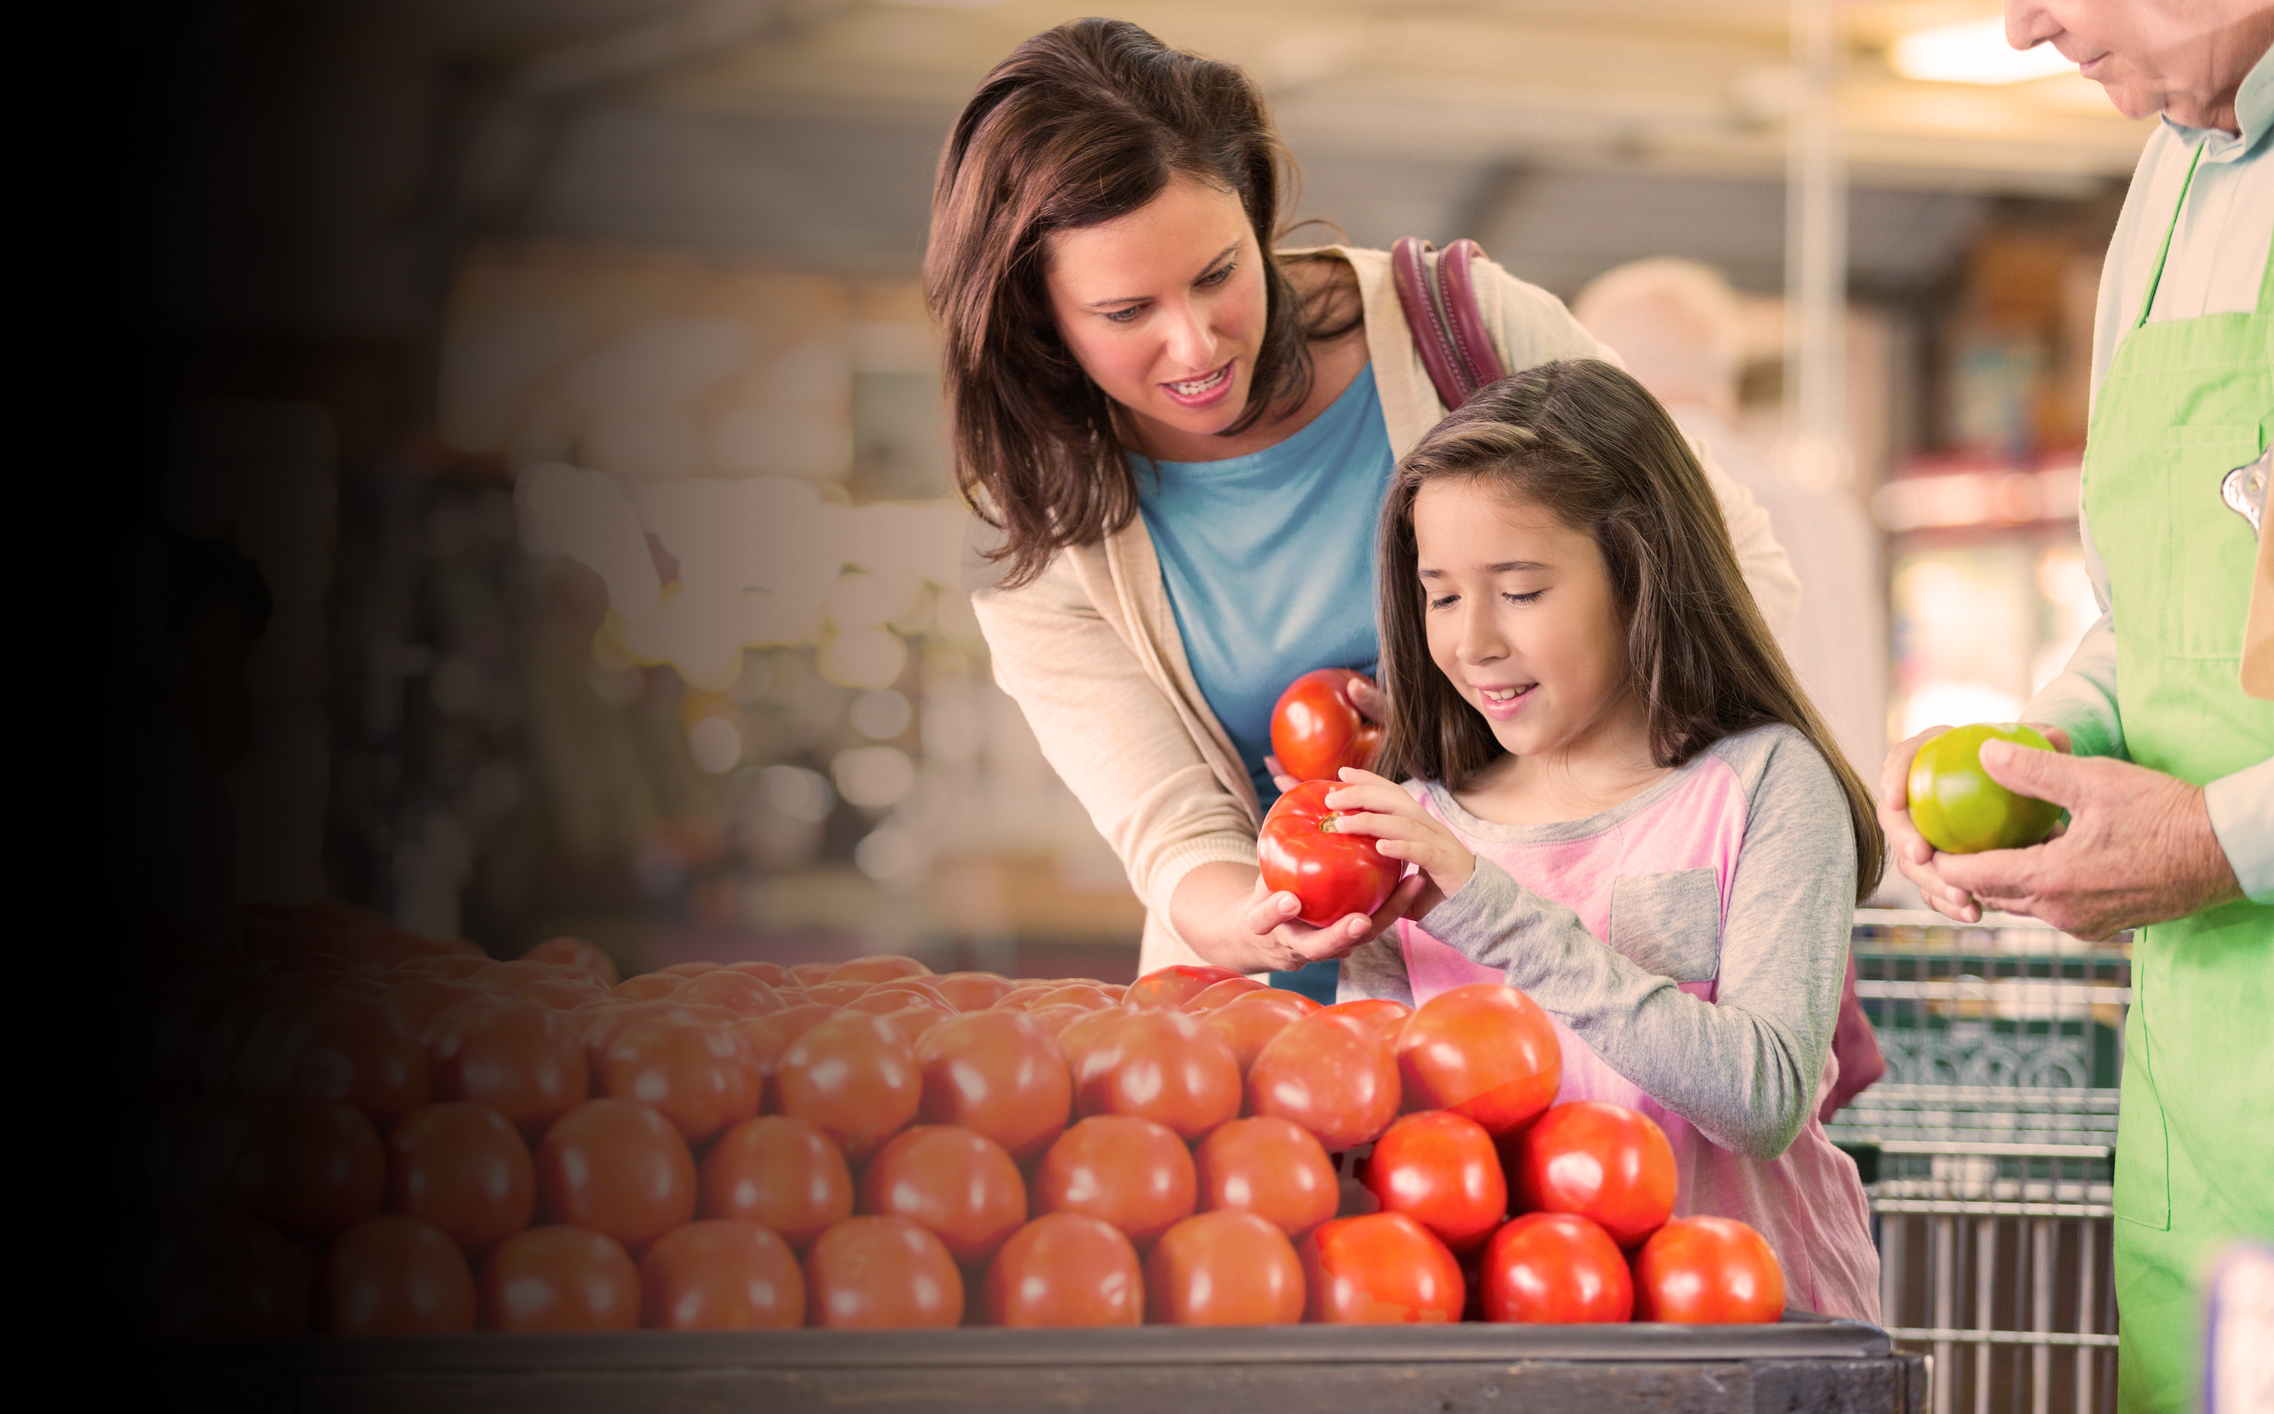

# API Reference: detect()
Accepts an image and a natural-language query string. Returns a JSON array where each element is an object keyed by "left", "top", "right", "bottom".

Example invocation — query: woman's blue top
[{"left": 1133, "top": 363, "right": 1394, "bottom": 1002}]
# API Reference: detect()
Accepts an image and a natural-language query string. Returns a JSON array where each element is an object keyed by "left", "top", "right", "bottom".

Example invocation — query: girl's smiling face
[{"left": 1414, "top": 477, "right": 1642, "bottom": 765}]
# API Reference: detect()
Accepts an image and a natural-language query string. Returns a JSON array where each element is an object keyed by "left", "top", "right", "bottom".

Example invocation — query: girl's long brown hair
[
  {"left": 1375, "top": 360, "right": 1885, "bottom": 903},
  {"left": 927, "top": 18, "right": 1357, "bottom": 588}
]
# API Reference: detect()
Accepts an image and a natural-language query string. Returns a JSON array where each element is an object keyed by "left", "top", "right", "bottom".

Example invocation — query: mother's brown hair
[
  {"left": 1374, "top": 360, "right": 1885, "bottom": 903},
  {"left": 927, "top": 18, "right": 1352, "bottom": 588}
]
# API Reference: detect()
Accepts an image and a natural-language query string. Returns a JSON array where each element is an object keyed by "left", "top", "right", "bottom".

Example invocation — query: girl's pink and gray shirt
[{"left": 1338, "top": 723, "right": 1881, "bottom": 1324}]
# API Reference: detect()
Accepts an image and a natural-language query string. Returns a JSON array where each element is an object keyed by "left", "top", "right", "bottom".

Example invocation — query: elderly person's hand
[
  {"left": 1878, "top": 724, "right": 2071, "bottom": 923},
  {"left": 1929, "top": 742, "right": 2244, "bottom": 940}
]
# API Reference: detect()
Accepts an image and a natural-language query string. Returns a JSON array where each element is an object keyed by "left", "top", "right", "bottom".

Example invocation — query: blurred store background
[{"left": 124, "top": 0, "right": 2151, "bottom": 984}]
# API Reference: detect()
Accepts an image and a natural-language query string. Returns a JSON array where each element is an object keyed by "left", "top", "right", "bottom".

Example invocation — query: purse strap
[{"left": 1390, "top": 236, "right": 1508, "bottom": 409}]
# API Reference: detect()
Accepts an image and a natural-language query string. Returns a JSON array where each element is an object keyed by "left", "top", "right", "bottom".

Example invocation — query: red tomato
[
  {"left": 389, "top": 977, "right": 499, "bottom": 1028},
  {"left": 1032, "top": 1115, "right": 1196, "bottom": 1248},
  {"left": 600, "top": 1017, "right": 760, "bottom": 1142},
  {"left": 613, "top": 974, "right": 685, "bottom": 1001},
  {"left": 659, "top": 961, "right": 722, "bottom": 977},
  {"left": 1322, "top": 998, "right": 1413, "bottom": 1046},
  {"left": 775, "top": 1013, "right": 920, "bottom": 1161},
  {"left": 864, "top": 977, "right": 953, "bottom": 1006},
  {"left": 425, "top": 1000, "right": 589, "bottom": 1138},
  {"left": 1145, "top": 1211, "right": 1304, "bottom": 1325},
  {"left": 1051, "top": 1006, "right": 1126, "bottom": 1068},
  {"left": 519, "top": 978, "right": 610, "bottom": 1012},
  {"left": 524, "top": 936, "right": 620, "bottom": 987},
  {"left": 639, "top": 1220, "right": 803, "bottom": 1329},
  {"left": 477, "top": 1226, "right": 640, "bottom": 1331},
  {"left": 1025, "top": 1004, "right": 1089, "bottom": 1039},
  {"left": 804, "top": 1216, "right": 963, "bottom": 1328},
  {"left": 1363, "top": 1111, "right": 1506, "bottom": 1252},
  {"left": 832, "top": 955, "right": 933, "bottom": 985},
  {"left": 1247, "top": 1011, "right": 1400, "bottom": 1151},
  {"left": 1300, "top": 1212, "right": 1464, "bottom": 1324},
  {"left": 914, "top": 1010, "right": 1071, "bottom": 1162},
  {"left": 1269, "top": 667, "right": 1384, "bottom": 783},
  {"left": 1507, "top": 1101, "right": 1676, "bottom": 1249},
  {"left": 148, "top": 1211, "right": 311, "bottom": 1339},
  {"left": 983, "top": 1213, "right": 1143, "bottom": 1327},
  {"left": 1201, "top": 990, "right": 1318, "bottom": 1073},
  {"left": 875, "top": 1004, "right": 952, "bottom": 1048},
  {"left": 535, "top": 1098, "right": 696, "bottom": 1248},
  {"left": 858, "top": 1124, "right": 1027, "bottom": 1265},
  {"left": 990, "top": 984, "right": 1057, "bottom": 1011},
  {"left": 725, "top": 960, "right": 792, "bottom": 987},
  {"left": 1181, "top": 977, "right": 1268, "bottom": 1013},
  {"left": 1123, "top": 964, "right": 1243, "bottom": 1011},
  {"left": 1395, "top": 982, "right": 1561, "bottom": 1136},
  {"left": 1194, "top": 1116, "right": 1337, "bottom": 1239},
  {"left": 699, "top": 1115, "right": 852, "bottom": 1250},
  {"left": 1479, "top": 1212, "right": 1633, "bottom": 1323},
  {"left": 1256, "top": 781, "right": 1401, "bottom": 925},
  {"left": 285, "top": 991, "right": 431, "bottom": 1124},
  {"left": 845, "top": 985, "right": 942, "bottom": 1016},
  {"left": 476, "top": 960, "right": 563, "bottom": 990},
  {"left": 930, "top": 972, "right": 1015, "bottom": 1011},
  {"left": 676, "top": 969, "right": 786, "bottom": 1016},
  {"left": 245, "top": 1097, "right": 386, "bottom": 1237},
  {"left": 801, "top": 980, "right": 873, "bottom": 1009},
  {"left": 740, "top": 1002, "right": 837, "bottom": 1096},
  {"left": 1632, "top": 1216, "right": 1786, "bottom": 1323},
  {"left": 1024, "top": 984, "right": 1112, "bottom": 1013},
  {"left": 787, "top": 962, "right": 838, "bottom": 987},
  {"left": 385, "top": 1102, "right": 535, "bottom": 1253},
  {"left": 320, "top": 1215, "right": 477, "bottom": 1334},
  {"left": 1073, "top": 1010, "right": 1241, "bottom": 1141}
]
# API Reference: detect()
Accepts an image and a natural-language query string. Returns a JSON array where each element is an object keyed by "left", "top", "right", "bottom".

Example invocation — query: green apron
[{"left": 2081, "top": 146, "right": 2274, "bottom": 1414}]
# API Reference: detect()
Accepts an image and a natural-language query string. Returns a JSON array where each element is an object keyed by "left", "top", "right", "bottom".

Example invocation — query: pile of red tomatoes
[{"left": 138, "top": 904, "right": 1784, "bottom": 1336}]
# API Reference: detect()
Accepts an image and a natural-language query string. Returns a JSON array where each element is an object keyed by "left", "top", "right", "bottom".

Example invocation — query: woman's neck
[
  {"left": 1130, "top": 257, "right": 1368, "bottom": 463},
  {"left": 1453, "top": 699, "right": 1672, "bottom": 828}
]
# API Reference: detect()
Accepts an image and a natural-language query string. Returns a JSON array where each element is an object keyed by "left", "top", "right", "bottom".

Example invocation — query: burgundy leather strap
[{"left": 1390, "top": 237, "right": 1506, "bottom": 410}]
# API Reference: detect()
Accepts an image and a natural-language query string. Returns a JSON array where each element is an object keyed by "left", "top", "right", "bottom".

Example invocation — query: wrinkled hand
[
  {"left": 1879, "top": 723, "right": 2071, "bottom": 923},
  {"left": 1932, "top": 743, "right": 2242, "bottom": 940},
  {"left": 1322, "top": 767, "right": 1474, "bottom": 917},
  {"left": 1268, "top": 674, "right": 1390, "bottom": 793},
  {"left": 1239, "top": 869, "right": 1428, "bottom": 973}
]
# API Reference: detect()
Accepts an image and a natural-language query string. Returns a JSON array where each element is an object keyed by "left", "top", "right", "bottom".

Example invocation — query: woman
[{"left": 929, "top": 19, "right": 1798, "bottom": 990}]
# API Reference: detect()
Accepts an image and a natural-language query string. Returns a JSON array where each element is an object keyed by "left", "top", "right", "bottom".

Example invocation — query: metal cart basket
[{"left": 1830, "top": 908, "right": 2129, "bottom": 1414}]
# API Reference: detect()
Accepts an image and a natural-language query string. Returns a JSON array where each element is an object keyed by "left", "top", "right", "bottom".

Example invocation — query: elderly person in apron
[{"left": 1880, "top": 5, "right": 2273, "bottom": 1409}]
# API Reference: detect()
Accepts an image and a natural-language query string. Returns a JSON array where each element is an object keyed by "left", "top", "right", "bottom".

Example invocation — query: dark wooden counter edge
[{"left": 143, "top": 1313, "right": 1893, "bottom": 1372}]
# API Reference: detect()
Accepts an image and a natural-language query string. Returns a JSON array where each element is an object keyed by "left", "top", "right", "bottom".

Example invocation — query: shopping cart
[{"left": 1829, "top": 909, "right": 2130, "bottom": 1414}]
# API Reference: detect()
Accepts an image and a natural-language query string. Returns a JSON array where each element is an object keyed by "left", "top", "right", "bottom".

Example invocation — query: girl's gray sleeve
[
  {"left": 1335, "top": 933, "right": 1414, "bottom": 1005},
  {"left": 1419, "top": 730, "right": 1854, "bottom": 1160}
]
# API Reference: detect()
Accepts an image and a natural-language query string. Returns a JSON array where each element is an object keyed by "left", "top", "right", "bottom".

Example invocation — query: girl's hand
[
  {"left": 1322, "top": 767, "right": 1474, "bottom": 917},
  {"left": 1268, "top": 674, "right": 1388, "bottom": 793}
]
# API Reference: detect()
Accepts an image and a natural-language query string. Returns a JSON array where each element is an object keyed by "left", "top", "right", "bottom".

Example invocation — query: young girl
[{"left": 1327, "top": 359, "right": 1884, "bottom": 1323}]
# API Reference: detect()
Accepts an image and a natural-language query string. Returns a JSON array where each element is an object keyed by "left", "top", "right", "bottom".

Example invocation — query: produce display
[
  {"left": 135, "top": 907, "right": 1786, "bottom": 1336},
  {"left": 1904, "top": 721, "right": 2063, "bottom": 854}
]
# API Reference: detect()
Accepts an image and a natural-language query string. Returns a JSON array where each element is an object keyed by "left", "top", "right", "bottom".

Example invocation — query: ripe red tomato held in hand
[
  {"left": 1270, "top": 668, "right": 1383, "bottom": 784},
  {"left": 1507, "top": 1101, "right": 1676, "bottom": 1249},
  {"left": 1633, "top": 1216, "right": 1786, "bottom": 1324},
  {"left": 1395, "top": 982, "right": 1560, "bottom": 1136},
  {"left": 1480, "top": 1212, "right": 1633, "bottom": 1324},
  {"left": 1362, "top": 1110, "right": 1506, "bottom": 1252},
  {"left": 1256, "top": 781, "right": 1401, "bottom": 927}
]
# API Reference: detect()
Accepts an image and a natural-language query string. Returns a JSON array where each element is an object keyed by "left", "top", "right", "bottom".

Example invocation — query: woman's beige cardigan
[{"left": 969, "top": 245, "right": 1801, "bottom": 974}]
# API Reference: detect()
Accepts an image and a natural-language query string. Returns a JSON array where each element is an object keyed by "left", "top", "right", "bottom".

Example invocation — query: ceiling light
[{"left": 1892, "top": 18, "right": 2074, "bottom": 84}]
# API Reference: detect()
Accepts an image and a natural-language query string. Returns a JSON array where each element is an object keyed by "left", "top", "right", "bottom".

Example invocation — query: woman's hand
[
  {"left": 1267, "top": 674, "right": 1389, "bottom": 793},
  {"left": 1322, "top": 767, "right": 1474, "bottom": 917},
  {"left": 1171, "top": 860, "right": 1427, "bottom": 976}
]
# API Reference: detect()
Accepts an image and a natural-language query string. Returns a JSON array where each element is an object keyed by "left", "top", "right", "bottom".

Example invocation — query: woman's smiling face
[
  {"left": 1043, "top": 174, "right": 1268, "bottom": 457},
  {"left": 1415, "top": 477, "right": 1638, "bottom": 763}
]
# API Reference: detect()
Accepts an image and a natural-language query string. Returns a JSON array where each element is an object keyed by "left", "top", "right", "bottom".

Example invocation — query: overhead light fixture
[{"left": 1892, "top": 17, "right": 2074, "bottom": 84}]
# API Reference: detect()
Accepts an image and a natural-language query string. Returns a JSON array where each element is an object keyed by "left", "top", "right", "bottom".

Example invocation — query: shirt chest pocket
[{"left": 1606, "top": 868, "right": 1723, "bottom": 984}]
